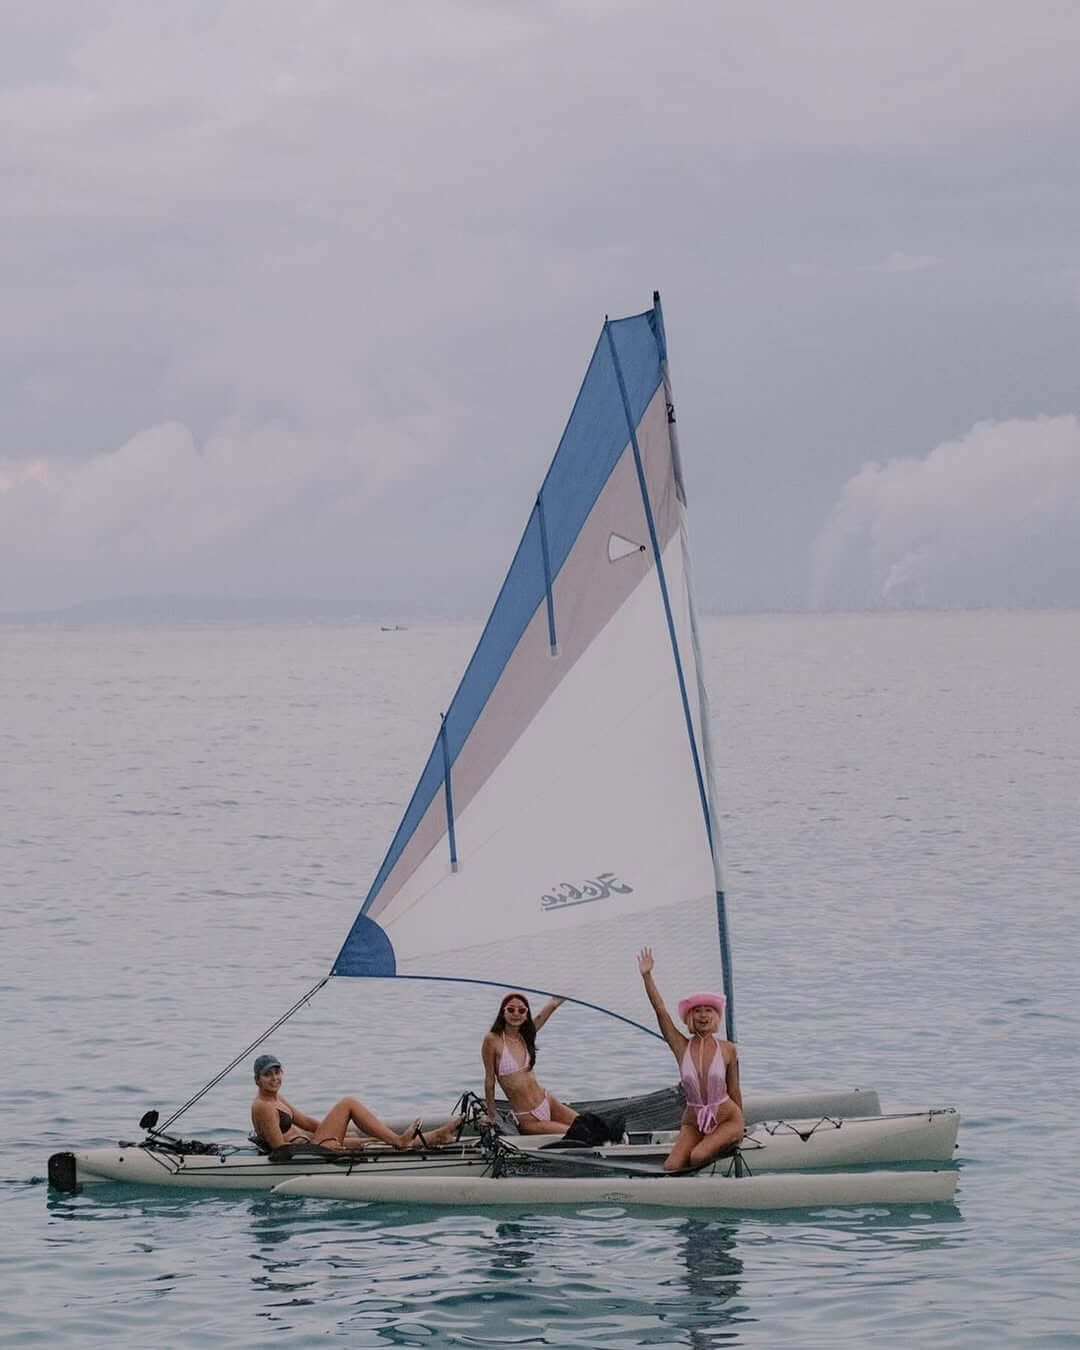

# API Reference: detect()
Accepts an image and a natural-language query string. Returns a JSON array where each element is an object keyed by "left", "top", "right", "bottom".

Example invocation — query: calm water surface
[{"left": 3, "top": 613, "right": 1078, "bottom": 1347}]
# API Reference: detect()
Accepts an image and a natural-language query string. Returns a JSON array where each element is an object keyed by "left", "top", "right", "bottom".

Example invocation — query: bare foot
[
  {"left": 421, "top": 1116, "right": 464, "bottom": 1147},
  {"left": 393, "top": 1119, "right": 422, "bottom": 1150},
  {"left": 401, "top": 1116, "right": 465, "bottom": 1149}
]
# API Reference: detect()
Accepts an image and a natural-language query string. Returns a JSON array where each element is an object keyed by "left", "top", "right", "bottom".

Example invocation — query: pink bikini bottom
[{"left": 512, "top": 1093, "right": 552, "bottom": 1124}]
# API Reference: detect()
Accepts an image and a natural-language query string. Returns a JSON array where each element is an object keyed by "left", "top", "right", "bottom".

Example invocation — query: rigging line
[
  {"left": 159, "top": 975, "right": 330, "bottom": 1132},
  {"left": 331, "top": 971, "right": 665, "bottom": 1041},
  {"left": 602, "top": 322, "right": 715, "bottom": 862},
  {"left": 612, "top": 300, "right": 736, "bottom": 1043},
  {"left": 653, "top": 302, "right": 736, "bottom": 1041}
]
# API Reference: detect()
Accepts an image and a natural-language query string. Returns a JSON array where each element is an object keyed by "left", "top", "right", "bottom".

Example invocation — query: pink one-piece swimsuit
[{"left": 680, "top": 1035, "right": 729, "bottom": 1134}]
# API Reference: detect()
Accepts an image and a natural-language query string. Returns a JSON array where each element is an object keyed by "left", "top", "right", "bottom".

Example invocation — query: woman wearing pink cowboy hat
[{"left": 637, "top": 947, "right": 743, "bottom": 1171}]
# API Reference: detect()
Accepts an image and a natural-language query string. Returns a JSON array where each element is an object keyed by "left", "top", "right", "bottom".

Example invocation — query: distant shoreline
[{"left": 3, "top": 600, "right": 1077, "bottom": 630}]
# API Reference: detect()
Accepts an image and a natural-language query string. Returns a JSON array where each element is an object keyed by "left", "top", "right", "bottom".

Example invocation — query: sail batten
[
  {"left": 536, "top": 493, "right": 558, "bottom": 655},
  {"left": 333, "top": 297, "right": 734, "bottom": 1037},
  {"left": 439, "top": 717, "right": 459, "bottom": 873}
]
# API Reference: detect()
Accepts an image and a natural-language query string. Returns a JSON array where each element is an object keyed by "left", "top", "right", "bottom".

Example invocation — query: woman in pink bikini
[
  {"left": 637, "top": 947, "right": 743, "bottom": 1171},
  {"left": 481, "top": 992, "right": 579, "bottom": 1135}
]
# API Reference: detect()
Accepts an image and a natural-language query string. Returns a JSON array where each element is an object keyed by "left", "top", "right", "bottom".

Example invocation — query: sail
[{"left": 333, "top": 295, "right": 734, "bottom": 1037}]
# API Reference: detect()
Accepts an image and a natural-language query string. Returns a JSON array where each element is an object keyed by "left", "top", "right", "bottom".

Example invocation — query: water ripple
[{"left": 4, "top": 616, "right": 1080, "bottom": 1347}]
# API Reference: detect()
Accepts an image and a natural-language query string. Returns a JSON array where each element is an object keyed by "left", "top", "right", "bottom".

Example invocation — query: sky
[{"left": 2, "top": 0, "right": 1079, "bottom": 617}]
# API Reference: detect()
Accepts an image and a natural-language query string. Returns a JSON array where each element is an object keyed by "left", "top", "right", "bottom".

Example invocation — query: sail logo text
[{"left": 540, "top": 873, "right": 633, "bottom": 913}]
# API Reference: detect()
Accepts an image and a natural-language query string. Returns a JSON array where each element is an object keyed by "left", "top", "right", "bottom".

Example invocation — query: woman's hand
[{"left": 637, "top": 946, "right": 683, "bottom": 1056}]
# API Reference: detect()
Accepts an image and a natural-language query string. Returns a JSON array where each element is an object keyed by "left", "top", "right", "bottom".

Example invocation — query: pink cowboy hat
[{"left": 677, "top": 991, "right": 727, "bottom": 1025}]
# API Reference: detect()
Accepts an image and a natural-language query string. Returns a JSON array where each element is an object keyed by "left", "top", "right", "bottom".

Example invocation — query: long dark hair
[{"left": 490, "top": 992, "right": 537, "bottom": 1069}]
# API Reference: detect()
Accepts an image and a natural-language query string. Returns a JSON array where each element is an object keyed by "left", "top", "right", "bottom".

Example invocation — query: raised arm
[
  {"left": 532, "top": 996, "right": 565, "bottom": 1032},
  {"left": 637, "top": 948, "right": 686, "bottom": 1060}
]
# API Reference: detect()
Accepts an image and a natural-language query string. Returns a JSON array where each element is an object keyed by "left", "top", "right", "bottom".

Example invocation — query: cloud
[
  {"left": 4, "top": 2, "right": 1080, "bottom": 614},
  {"left": 0, "top": 411, "right": 507, "bottom": 614},
  {"left": 868, "top": 252, "right": 941, "bottom": 274},
  {"left": 811, "top": 415, "right": 1080, "bottom": 610},
  {"left": 788, "top": 252, "right": 942, "bottom": 279}
]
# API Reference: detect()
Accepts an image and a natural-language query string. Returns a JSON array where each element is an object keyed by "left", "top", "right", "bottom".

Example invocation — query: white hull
[
  {"left": 689, "top": 1108, "right": 957, "bottom": 1169},
  {"left": 65, "top": 1144, "right": 484, "bottom": 1191},
  {"left": 58, "top": 1109, "right": 956, "bottom": 1192},
  {"left": 741, "top": 1087, "right": 879, "bottom": 1123},
  {"left": 272, "top": 1169, "right": 958, "bottom": 1210}
]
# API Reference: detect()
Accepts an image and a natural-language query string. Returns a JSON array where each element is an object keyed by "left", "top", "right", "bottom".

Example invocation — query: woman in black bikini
[{"left": 250, "top": 1053, "right": 461, "bottom": 1152}]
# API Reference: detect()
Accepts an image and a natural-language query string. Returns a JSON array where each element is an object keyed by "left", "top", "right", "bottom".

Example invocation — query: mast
[{"left": 652, "top": 291, "right": 737, "bottom": 1041}]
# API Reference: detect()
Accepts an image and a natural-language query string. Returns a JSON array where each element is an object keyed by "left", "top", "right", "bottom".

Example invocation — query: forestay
[{"left": 333, "top": 295, "right": 735, "bottom": 1037}]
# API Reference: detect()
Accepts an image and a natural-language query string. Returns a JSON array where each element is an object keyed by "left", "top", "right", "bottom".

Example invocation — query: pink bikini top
[
  {"left": 680, "top": 1035, "right": 729, "bottom": 1110},
  {"left": 497, "top": 1035, "right": 529, "bottom": 1077}
]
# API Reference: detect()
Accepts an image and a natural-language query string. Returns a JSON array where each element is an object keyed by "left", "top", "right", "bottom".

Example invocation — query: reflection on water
[
  {"left": 678, "top": 1219, "right": 746, "bottom": 1347},
  {"left": 42, "top": 1182, "right": 968, "bottom": 1341},
  {"left": 486, "top": 1219, "right": 536, "bottom": 1277},
  {"left": 32, "top": 1180, "right": 975, "bottom": 1347}
]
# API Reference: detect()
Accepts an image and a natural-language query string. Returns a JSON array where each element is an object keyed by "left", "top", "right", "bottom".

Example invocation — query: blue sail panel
[{"left": 334, "top": 309, "right": 665, "bottom": 954}]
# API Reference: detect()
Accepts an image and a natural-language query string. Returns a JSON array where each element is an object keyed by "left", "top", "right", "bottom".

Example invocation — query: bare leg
[
  {"left": 688, "top": 1121, "right": 744, "bottom": 1167},
  {"left": 515, "top": 1118, "right": 568, "bottom": 1135},
  {"left": 313, "top": 1098, "right": 419, "bottom": 1150},
  {"left": 686, "top": 1102, "right": 745, "bottom": 1169},
  {"left": 663, "top": 1118, "right": 704, "bottom": 1172},
  {"left": 515, "top": 1096, "right": 577, "bottom": 1137}
]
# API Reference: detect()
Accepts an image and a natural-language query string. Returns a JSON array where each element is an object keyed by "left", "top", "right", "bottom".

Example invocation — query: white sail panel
[
  {"left": 367, "top": 386, "right": 679, "bottom": 925},
  {"left": 333, "top": 298, "right": 729, "bottom": 1034},
  {"left": 384, "top": 535, "right": 710, "bottom": 939},
  {"left": 385, "top": 538, "right": 718, "bottom": 1029}
]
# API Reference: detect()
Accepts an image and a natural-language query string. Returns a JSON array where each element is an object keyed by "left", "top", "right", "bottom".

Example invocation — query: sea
[{"left": 3, "top": 611, "right": 1078, "bottom": 1348}]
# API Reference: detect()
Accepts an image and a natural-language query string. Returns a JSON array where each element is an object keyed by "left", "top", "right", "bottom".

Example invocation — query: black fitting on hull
[{"left": 47, "top": 1152, "right": 78, "bottom": 1193}]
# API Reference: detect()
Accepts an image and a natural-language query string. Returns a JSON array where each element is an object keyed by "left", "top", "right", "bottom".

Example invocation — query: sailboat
[{"left": 49, "top": 296, "right": 958, "bottom": 1208}]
